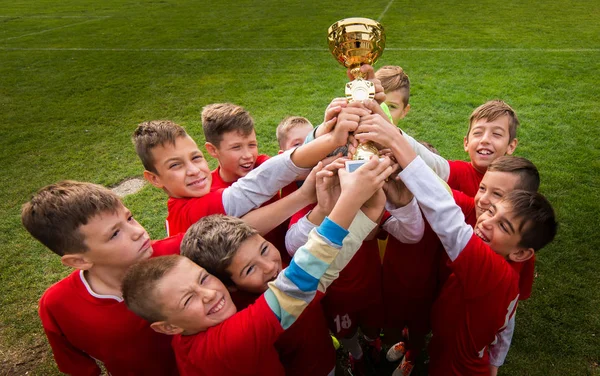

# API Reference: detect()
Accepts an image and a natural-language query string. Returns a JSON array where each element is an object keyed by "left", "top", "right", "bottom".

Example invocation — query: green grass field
[{"left": 1, "top": 0, "right": 599, "bottom": 374}]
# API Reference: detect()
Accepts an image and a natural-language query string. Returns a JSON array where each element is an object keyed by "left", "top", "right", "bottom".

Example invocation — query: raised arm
[
  {"left": 222, "top": 149, "right": 310, "bottom": 217},
  {"left": 355, "top": 116, "right": 472, "bottom": 261},
  {"left": 357, "top": 99, "right": 451, "bottom": 180},
  {"left": 241, "top": 164, "right": 318, "bottom": 236}
]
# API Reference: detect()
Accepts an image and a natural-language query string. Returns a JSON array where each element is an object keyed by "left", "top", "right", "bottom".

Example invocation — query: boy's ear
[
  {"left": 143, "top": 170, "right": 164, "bottom": 189},
  {"left": 508, "top": 247, "right": 534, "bottom": 263},
  {"left": 61, "top": 253, "right": 93, "bottom": 270},
  {"left": 401, "top": 104, "right": 411, "bottom": 119},
  {"left": 204, "top": 142, "right": 219, "bottom": 159},
  {"left": 463, "top": 136, "right": 469, "bottom": 152},
  {"left": 150, "top": 321, "right": 184, "bottom": 336},
  {"left": 505, "top": 138, "right": 518, "bottom": 155}
]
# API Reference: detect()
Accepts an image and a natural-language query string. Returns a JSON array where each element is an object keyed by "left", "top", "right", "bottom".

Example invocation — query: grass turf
[{"left": 0, "top": 0, "right": 599, "bottom": 374}]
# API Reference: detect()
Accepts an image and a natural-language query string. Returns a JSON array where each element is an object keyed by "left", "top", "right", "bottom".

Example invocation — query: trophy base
[
  {"left": 345, "top": 158, "right": 386, "bottom": 172},
  {"left": 345, "top": 78, "right": 375, "bottom": 102}
]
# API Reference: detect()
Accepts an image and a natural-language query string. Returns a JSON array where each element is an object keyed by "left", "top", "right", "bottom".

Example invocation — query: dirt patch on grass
[
  {"left": 0, "top": 334, "right": 49, "bottom": 376},
  {"left": 110, "top": 177, "right": 146, "bottom": 197}
]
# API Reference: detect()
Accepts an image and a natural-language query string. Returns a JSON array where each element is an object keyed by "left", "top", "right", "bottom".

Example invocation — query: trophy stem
[{"left": 350, "top": 67, "right": 366, "bottom": 79}]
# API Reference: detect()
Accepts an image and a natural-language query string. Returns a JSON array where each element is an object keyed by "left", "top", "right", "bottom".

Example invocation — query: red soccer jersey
[
  {"left": 172, "top": 296, "right": 285, "bottom": 376},
  {"left": 447, "top": 160, "right": 485, "bottom": 197},
  {"left": 231, "top": 289, "right": 335, "bottom": 376},
  {"left": 38, "top": 237, "right": 181, "bottom": 376},
  {"left": 382, "top": 221, "right": 440, "bottom": 324},
  {"left": 428, "top": 235, "right": 520, "bottom": 376},
  {"left": 210, "top": 154, "right": 289, "bottom": 264},
  {"left": 166, "top": 191, "right": 226, "bottom": 237}
]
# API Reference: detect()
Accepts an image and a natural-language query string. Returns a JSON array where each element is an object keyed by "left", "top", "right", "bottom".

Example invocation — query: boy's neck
[
  {"left": 218, "top": 165, "right": 240, "bottom": 184},
  {"left": 83, "top": 266, "right": 129, "bottom": 298},
  {"left": 470, "top": 161, "right": 487, "bottom": 175}
]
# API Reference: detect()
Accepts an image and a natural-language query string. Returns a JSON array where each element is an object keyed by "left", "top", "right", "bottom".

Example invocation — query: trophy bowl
[{"left": 328, "top": 18, "right": 386, "bottom": 81}]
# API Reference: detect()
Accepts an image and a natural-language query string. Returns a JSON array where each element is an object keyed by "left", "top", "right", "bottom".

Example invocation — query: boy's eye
[
  {"left": 478, "top": 186, "right": 485, "bottom": 192},
  {"left": 245, "top": 265, "right": 255, "bottom": 276},
  {"left": 232, "top": 146, "right": 241, "bottom": 150},
  {"left": 493, "top": 133, "right": 503, "bottom": 137},
  {"left": 493, "top": 192, "right": 503, "bottom": 198},
  {"left": 169, "top": 162, "right": 180, "bottom": 169},
  {"left": 192, "top": 155, "right": 204, "bottom": 161},
  {"left": 499, "top": 223, "right": 508, "bottom": 233},
  {"left": 260, "top": 245, "right": 268, "bottom": 255},
  {"left": 200, "top": 275, "right": 209, "bottom": 284},
  {"left": 110, "top": 230, "right": 120, "bottom": 240},
  {"left": 127, "top": 215, "right": 134, "bottom": 222},
  {"left": 184, "top": 295, "right": 192, "bottom": 307},
  {"left": 472, "top": 131, "right": 482, "bottom": 137}
]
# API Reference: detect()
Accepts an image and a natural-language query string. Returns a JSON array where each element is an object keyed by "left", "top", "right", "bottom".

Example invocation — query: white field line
[
  {"left": 0, "top": 17, "right": 109, "bottom": 42},
  {"left": 0, "top": 15, "right": 110, "bottom": 18},
  {"left": 378, "top": 0, "right": 395, "bottom": 22},
  {"left": 0, "top": 47, "right": 598, "bottom": 53}
]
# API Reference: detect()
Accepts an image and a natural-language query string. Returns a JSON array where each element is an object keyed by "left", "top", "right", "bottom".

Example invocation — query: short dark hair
[
  {"left": 488, "top": 156, "right": 540, "bottom": 192},
  {"left": 503, "top": 190, "right": 557, "bottom": 252},
  {"left": 122, "top": 255, "right": 182, "bottom": 323},
  {"left": 132, "top": 120, "right": 188, "bottom": 174},
  {"left": 201, "top": 103, "right": 255, "bottom": 147},
  {"left": 180, "top": 215, "right": 257, "bottom": 285},
  {"left": 21, "top": 181, "right": 122, "bottom": 256}
]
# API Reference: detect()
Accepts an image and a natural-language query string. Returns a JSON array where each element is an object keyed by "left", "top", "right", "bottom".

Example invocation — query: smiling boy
[
  {"left": 132, "top": 119, "right": 350, "bottom": 238},
  {"left": 353, "top": 92, "right": 519, "bottom": 197}
]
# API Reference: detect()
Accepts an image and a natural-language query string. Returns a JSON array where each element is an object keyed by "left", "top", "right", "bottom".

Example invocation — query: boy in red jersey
[
  {"left": 202, "top": 103, "right": 292, "bottom": 261},
  {"left": 21, "top": 181, "right": 181, "bottom": 375},
  {"left": 355, "top": 107, "right": 557, "bottom": 375},
  {"left": 121, "top": 156, "right": 395, "bottom": 376},
  {"left": 132, "top": 119, "right": 351, "bottom": 237}
]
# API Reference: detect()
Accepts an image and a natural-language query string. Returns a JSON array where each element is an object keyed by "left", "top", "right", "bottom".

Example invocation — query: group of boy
[{"left": 22, "top": 64, "right": 557, "bottom": 376}]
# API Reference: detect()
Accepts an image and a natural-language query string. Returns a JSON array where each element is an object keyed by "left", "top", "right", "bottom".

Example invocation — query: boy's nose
[
  {"left": 262, "top": 260, "right": 277, "bottom": 275},
  {"left": 479, "top": 193, "right": 491, "bottom": 206},
  {"left": 186, "top": 162, "right": 201, "bottom": 175},
  {"left": 199, "top": 286, "right": 217, "bottom": 303}
]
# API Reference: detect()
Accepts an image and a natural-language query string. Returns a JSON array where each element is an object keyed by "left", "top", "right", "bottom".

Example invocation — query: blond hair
[
  {"left": 375, "top": 65, "right": 410, "bottom": 106},
  {"left": 180, "top": 215, "right": 257, "bottom": 285},
  {"left": 21, "top": 181, "right": 122, "bottom": 256},
  {"left": 276, "top": 116, "right": 313, "bottom": 149},
  {"left": 132, "top": 120, "right": 188, "bottom": 174},
  {"left": 468, "top": 100, "right": 519, "bottom": 142},
  {"left": 201, "top": 103, "right": 255, "bottom": 147}
]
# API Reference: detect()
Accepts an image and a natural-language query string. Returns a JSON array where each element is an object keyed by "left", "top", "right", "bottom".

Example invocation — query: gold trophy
[{"left": 327, "top": 17, "right": 385, "bottom": 165}]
